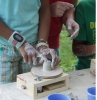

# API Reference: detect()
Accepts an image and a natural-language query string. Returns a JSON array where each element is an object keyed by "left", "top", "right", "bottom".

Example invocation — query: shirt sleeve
[{"left": 74, "top": 2, "right": 87, "bottom": 41}]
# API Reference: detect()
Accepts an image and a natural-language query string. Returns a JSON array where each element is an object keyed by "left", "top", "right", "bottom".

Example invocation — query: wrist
[
  {"left": 38, "top": 46, "right": 48, "bottom": 51},
  {"left": 36, "top": 42, "right": 49, "bottom": 50},
  {"left": 8, "top": 31, "right": 26, "bottom": 49},
  {"left": 38, "top": 39, "right": 48, "bottom": 44}
]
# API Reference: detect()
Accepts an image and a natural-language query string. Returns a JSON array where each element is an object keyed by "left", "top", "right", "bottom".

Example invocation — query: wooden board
[{"left": 90, "top": 59, "right": 96, "bottom": 76}]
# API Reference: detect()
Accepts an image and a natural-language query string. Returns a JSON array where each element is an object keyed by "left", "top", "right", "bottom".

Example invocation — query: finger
[
  {"left": 27, "top": 50, "right": 37, "bottom": 65},
  {"left": 39, "top": 58, "right": 44, "bottom": 63},
  {"left": 39, "top": 55, "right": 47, "bottom": 63},
  {"left": 64, "top": 3, "right": 74, "bottom": 8},
  {"left": 54, "top": 57, "right": 61, "bottom": 66},
  {"left": 50, "top": 55, "right": 56, "bottom": 69},
  {"left": 74, "top": 29, "right": 79, "bottom": 34},
  {"left": 70, "top": 34, "right": 76, "bottom": 40},
  {"left": 64, "top": 5, "right": 72, "bottom": 10},
  {"left": 51, "top": 56, "right": 61, "bottom": 69},
  {"left": 67, "top": 29, "right": 73, "bottom": 35},
  {"left": 72, "top": 22, "right": 79, "bottom": 30},
  {"left": 23, "top": 53, "right": 28, "bottom": 63},
  {"left": 51, "top": 62, "right": 54, "bottom": 69},
  {"left": 70, "top": 29, "right": 79, "bottom": 40},
  {"left": 38, "top": 52, "right": 48, "bottom": 61},
  {"left": 32, "top": 56, "right": 37, "bottom": 65},
  {"left": 50, "top": 49, "right": 56, "bottom": 68},
  {"left": 27, "top": 52, "right": 32, "bottom": 65},
  {"left": 39, "top": 55, "right": 48, "bottom": 63},
  {"left": 51, "top": 55, "right": 56, "bottom": 69},
  {"left": 72, "top": 29, "right": 79, "bottom": 36},
  {"left": 34, "top": 52, "right": 38, "bottom": 65},
  {"left": 60, "top": 2, "right": 74, "bottom": 8},
  {"left": 31, "top": 52, "right": 37, "bottom": 65}
]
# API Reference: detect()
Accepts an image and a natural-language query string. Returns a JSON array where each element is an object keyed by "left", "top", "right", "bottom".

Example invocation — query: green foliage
[{"left": 59, "top": 26, "right": 77, "bottom": 72}]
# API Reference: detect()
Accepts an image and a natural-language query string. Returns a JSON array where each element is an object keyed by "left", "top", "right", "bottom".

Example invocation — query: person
[
  {"left": 48, "top": 0, "right": 79, "bottom": 56},
  {"left": 0, "top": 0, "right": 60, "bottom": 84},
  {"left": 72, "top": 0, "right": 96, "bottom": 70}
]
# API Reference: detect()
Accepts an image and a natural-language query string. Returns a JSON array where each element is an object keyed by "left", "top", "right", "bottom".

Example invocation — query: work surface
[{"left": 0, "top": 69, "right": 95, "bottom": 100}]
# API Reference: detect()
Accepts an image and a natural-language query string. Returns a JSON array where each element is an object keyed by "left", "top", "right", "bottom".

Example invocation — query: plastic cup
[
  {"left": 46, "top": 93, "right": 71, "bottom": 100},
  {"left": 87, "top": 87, "right": 96, "bottom": 100}
]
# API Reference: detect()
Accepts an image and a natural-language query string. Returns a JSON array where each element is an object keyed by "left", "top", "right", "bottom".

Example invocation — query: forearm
[
  {"left": 0, "top": 20, "right": 13, "bottom": 40},
  {"left": 38, "top": 0, "right": 51, "bottom": 41},
  {"left": 72, "top": 44, "right": 96, "bottom": 56},
  {"left": 62, "top": 7, "right": 75, "bottom": 25}
]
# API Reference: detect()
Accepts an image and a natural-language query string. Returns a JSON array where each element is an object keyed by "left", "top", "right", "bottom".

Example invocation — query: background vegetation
[{"left": 59, "top": 26, "right": 77, "bottom": 72}]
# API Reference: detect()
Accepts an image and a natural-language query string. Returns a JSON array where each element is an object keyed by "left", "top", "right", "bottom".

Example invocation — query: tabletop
[{"left": 0, "top": 69, "right": 95, "bottom": 100}]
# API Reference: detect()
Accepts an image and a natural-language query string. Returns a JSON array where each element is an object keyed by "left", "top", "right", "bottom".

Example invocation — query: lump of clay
[{"left": 43, "top": 60, "right": 52, "bottom": 72}]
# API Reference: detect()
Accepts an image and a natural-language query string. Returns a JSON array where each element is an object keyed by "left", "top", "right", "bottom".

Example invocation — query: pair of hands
[
  {"left": 50, "top": 1, "right": 79, "bottom": 40},
  {"left": 19, "top": 42, "right": 60, "bottom": 69},
  {"left": 19, "top": 1, "right": 79, "bottom": 68}
]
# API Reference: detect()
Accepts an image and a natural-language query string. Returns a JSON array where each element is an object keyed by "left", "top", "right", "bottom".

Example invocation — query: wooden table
[{"left": 0, "top": 69, "right": 95, "bottom": 100}]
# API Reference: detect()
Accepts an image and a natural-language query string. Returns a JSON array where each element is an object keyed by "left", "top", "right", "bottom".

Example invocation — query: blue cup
[
  {"left": 87, "top": 87, "right": 96, "bottom": 100},
  {"left": 47, "top": 93, "right": 71, "bottom": 100}
]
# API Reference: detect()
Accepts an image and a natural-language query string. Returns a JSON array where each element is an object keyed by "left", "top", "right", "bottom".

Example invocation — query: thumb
[
  {"left": 51, "top": 54, "right": 56, "bottom": 69},
  {"left": 70, "top": 29, "right": 79, "bottom": 40},
  {"left": 38, "top": 53, "right": 47, "bottom": 62}
]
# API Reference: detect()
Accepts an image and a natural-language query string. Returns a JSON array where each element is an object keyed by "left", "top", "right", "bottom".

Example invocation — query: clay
[{"left": 43, "top": 60, "right": 52, "bottom": 72}]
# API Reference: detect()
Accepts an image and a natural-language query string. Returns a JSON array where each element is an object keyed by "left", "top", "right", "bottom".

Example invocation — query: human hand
[
  {"left": 50, "top": 1, "right": 74, "bottom": 17},
  {"left": 66, "top": 19, "right": 79, "bottom": 40},
  {"left": 19, "top": 42, "right": 38, "bottom": 65},
  {"left": 38, "top": 47, "right": 61, "bottom": 69}
]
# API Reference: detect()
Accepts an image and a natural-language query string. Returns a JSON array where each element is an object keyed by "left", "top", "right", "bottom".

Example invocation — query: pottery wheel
[{"left": 31, "top": 65, "right": 63, "bottom": 79}]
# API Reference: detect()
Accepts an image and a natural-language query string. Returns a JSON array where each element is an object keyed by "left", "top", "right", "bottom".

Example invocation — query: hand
[
  {"left": 19, "top": 42, "right": 38, "bottom": 65},
  {"left": 50, "top": 1, "right": 74, "bottom": 17},
  {"left": 38, "top": 47, "right": 61, "bottom": 69},
  {"left": 66, "top": 19, "right": 79, "bottom": 40}
]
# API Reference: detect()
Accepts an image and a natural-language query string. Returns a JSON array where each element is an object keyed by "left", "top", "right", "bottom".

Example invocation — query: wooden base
[
  {"left": 17, "top": 72, "right": 69, "bottom": 99},
  {"left": 90, "top": 59, "right": 96, "bottom": 76}
]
